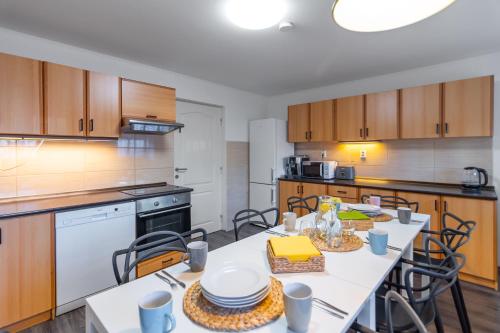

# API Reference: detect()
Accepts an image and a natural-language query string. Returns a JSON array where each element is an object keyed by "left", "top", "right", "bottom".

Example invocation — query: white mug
[{"left": 282, "top": 212, "right": 297, "bottom": 232}]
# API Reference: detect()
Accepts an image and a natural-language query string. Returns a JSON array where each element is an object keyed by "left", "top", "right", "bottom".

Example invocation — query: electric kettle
[{"left": 462, "top": 166, "right": 488, "bottom": 192}]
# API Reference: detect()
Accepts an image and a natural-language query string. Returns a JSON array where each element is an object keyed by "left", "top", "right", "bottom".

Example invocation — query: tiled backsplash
[
  {"left": 0, "top": 134, "right": 174, "bottom": 199},
  {"left": 295, "top": 138, "right": 493, "bottom": 185}
]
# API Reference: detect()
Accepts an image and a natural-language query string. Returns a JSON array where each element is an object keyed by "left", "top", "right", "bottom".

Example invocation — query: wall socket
[
  {"left": 360, "top": 150, "right": 367, "bottom": 160},
  {"left": 321, "top": 150, "right": 327, "bottom": 159}
]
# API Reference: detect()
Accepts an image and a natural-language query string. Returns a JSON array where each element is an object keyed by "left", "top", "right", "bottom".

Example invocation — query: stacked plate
[
  {"left": 346, "top": 203, "right": 382, "bottom": 217},
  {"left": 200, "top": 262, "right": 271, "bottom": 308}
]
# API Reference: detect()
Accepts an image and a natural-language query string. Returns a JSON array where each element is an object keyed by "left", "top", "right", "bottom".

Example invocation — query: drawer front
[
  {"left": 327, "top": 185, "right": 357, "bottom": 199},
  {"left": 136, "top": 251, "right": 183, "bottom": 278}
]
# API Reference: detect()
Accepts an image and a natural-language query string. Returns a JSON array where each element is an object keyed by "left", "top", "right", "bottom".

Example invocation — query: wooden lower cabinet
[
  {"left": 327, "top": 185, "right": 358, "bottom": 203},
  {"left": 136, "top": 252, "right": 184, "bottom": 278},
  {"left": 396, "top": 192, "right": 441, "bottom": 257},
  {"left": 441, "top": 196, "right": 497, "bottom": 289},
  {"left": 358, "top": 188, "right": 395, "bottom": 202},
  {"left": 278, "top": 181, "right": 327, "bottom": 220},
  {"left": 0, "top": 214, "right": 54, "bottom": 330}
]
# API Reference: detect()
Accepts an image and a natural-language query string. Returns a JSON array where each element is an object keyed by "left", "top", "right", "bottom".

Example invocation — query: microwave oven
[{"left": 301, "top": 161, "right": 338, "bottom": 179}]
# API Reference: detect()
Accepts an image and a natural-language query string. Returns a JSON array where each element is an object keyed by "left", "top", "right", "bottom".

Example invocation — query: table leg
[
  {"left": 358, "top": 293, "right": 376, "bottom": 330},
  {"left": 85, "top": 305, "right": 102, "bottom": 333}
]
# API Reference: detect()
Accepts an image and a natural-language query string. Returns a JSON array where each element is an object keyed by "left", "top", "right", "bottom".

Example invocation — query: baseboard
[{"left": 2, "top": 310, "right": 52, "bottom": 333}]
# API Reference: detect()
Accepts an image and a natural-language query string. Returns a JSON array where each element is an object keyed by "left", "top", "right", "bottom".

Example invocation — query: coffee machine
[{"left": 285, "top": 155, "right": 309, "bottom": 177}]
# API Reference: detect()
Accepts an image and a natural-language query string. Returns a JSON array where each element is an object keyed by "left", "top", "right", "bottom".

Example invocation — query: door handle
[
  {"left": 360, "top": 128, "right": 363, "bottom": 138},
  {"left": 445, "top": 123, "right": 449, "bottom": 134},
  {"left": 365, "top": 128, "right": 369, "bottom": 138},
  {"left": 79, "top": 118, "right": 84, "bottom": 132},
  {"left": 271, "top": 188, "right": 276, "bottom": 205},
  {"left": 271, "top": 168, "right": 275, "bottom": 183},
  {"left": 435, "top": 123, "right": 440, "bottom": 135},
  {"left": 89, "top": 119, "right": 94, "bottom": 132},
  {"left": 175, "top": 168, "right": 188, "bottom": 173}
]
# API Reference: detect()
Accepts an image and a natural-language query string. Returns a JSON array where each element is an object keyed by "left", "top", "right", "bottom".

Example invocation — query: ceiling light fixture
[
  {"left": 226, "top": 0, "right": 286, "bottom": 30},
  {"left": 331, "top": 0, "right": 456, "bottom": 32}
]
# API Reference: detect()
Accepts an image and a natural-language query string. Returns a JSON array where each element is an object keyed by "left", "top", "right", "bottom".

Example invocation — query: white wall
[
  {"left": 267, "top": 51, "right": 500, "bottom": 265},
  {"left": 0, "top": 27, "right": 267, "bottom": 142}
]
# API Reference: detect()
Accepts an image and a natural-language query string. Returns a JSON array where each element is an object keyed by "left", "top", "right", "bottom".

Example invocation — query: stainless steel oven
[{"left": 135, "top": 192, "right": 191, "bottom": 252}]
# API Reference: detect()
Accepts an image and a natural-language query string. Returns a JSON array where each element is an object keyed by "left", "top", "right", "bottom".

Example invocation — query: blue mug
[
  {"left": 368, "top": 228, "right": 388, "bottom": 255},
  {"left": 138, "top": 290, "right": 176, "bottom": 333}
]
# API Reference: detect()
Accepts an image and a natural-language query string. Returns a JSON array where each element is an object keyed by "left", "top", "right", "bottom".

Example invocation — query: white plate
[
  {"left": 201, "top": 283, "right": 269, "bottom": 300},
  {"left": 200, "top": 262, "right": 270, "bottom": 298},
  {"left": 202, "top": 285, "right": 270, "bottom": 304},
  {"left": 347, "top": 203, "right": 381, "bottom": 212},
  {"left": 204, "top": 290, "right": 270, "bottom": 308}
]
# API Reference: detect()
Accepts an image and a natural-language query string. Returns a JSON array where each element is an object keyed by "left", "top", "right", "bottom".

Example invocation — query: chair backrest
[
  {"left": 385, "top": 290, "right": 428, "bottom": 333},
  {"left": 360, "top": 195, "right": 419, "bottom": 212},
  {"left": 440, "top": 212, "right": 476, "bottom": 253},
  {"left": 112, "top": 228, "right": 207, "bottom": 285},
  {"left": 287, "top": 195, "right": 319, "bottom": 215},
  {"left": 232, "top": 208, "right": 279, "bottom": 241},
  {"left": 404, "top": 237, "right": 465, "bottom": 313}
]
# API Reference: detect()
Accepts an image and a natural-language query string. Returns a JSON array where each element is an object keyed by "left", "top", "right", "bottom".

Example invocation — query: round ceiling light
[
  {"left": 331, "top": 0, "right": 456, "bottom": 32},
  {"left": 226, "top": 0, "right": 286, "bottom": 30}
]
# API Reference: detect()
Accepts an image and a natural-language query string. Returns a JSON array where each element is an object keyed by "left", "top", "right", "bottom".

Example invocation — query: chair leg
[
  {"left": 433, "top": 301, "right": 445, "bottom": 333},
  {"left": 450, "top": 282, "right": 470, "bottom": 333},
  {"left": 455, "top": 280, "right": 472, "bottom": 332}
]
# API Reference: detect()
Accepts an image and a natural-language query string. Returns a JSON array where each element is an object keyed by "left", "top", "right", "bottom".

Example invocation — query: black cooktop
[{"left": 121, "top": 185, "right": 190, "bottom": 197}]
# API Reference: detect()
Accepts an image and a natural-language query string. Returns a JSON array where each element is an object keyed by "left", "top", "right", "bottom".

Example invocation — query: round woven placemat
[
  {"left": 312, "top": 234, "right": 364, "bottom": 252},
  {"left": 183, "top": 277, "right": 284, "bottom": 332}
]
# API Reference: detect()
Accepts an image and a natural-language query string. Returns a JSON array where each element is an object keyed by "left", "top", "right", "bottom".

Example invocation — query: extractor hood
[{"left": 121, "top": 118, "right": 184, "bottom": 135}]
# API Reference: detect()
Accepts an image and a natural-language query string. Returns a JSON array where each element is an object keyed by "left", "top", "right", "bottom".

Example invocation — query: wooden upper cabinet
[
  {"left": 336, "top": 95, "right": 365, "bottom": 141},
  {"left": 443, "top": 76, "right": 493, "bottom": 138},
  {"left": 0, "top": 214, "right": 54, "bottom": 327},
  {"left": 87, "top": 72, "right": 120, "bottom": 138},
  {"left": 309, "top": 100, "right": 334, "bottom": 142},
  {"left": 365, "top": 90, "right": 399, "bottom": 140},
  {"left": 288, "top": 103, "right": 310, "bottom": 142},
  {"left": 0, "top": 53, "right": 43, "bottom": 135},
  {"left": 400, "top": 84, "right": 441, "bottom": 139},
  {"left": 44, "top": 62, "right": 86, "bottom": 136},
  {"left": 121, "top": 79, "right": 176, "bottom": 121}
]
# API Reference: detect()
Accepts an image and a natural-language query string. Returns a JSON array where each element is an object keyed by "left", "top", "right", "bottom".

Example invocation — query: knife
[{"left": 162, "top": 270, "right": 186, "bottom": 288}]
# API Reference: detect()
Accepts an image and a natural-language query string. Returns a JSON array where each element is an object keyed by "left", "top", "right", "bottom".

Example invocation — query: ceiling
[{"left": 0, "top": 0, "right": 499, "bottom": 96}]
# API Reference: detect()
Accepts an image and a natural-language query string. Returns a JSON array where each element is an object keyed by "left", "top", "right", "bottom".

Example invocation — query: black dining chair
[
  {"left": 112, "top": 228, "right": 207, "bottom": 285},
  {"left": 351, "top": 290, "right": 428, "bottom": 333},
  {"left": 232, "top": 207, "right": 279, "bottom": 241},
  {"left": 360, "top": 195, "right": 419, "bottom": 212},
  {"left": 411, "top": 212, "right": 476, "bottom": 333},
  {"left": 379, "top": 237, "right": 465, "bottom": 333},
  {"left": 287, "top": 195, "right": 320, "bottom": 215}
]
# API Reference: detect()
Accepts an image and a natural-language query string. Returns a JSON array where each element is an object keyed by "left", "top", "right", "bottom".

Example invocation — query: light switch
[{"left": 360, "top": 150, "right": 367, "bottom": 160}]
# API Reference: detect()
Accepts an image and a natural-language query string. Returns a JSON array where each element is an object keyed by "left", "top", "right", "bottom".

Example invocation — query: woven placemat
[
  {"left": 183, "top": 277, "right": 284, "bottom": 332},
  {"left": 371, "top": 213, "right": 394, "bottom": 222},
  {"left": 312, "top": 234, "right": 364, "bottom": 252}
]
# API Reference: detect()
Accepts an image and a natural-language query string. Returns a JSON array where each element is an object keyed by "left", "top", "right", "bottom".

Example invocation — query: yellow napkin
[{"left": 269, "top": 236, "right": 321, "bottom": 262}]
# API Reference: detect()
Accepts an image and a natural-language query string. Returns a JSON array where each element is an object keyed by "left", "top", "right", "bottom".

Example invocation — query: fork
[
  {"left": 155, "top": 273, "right": 176, "bottom": 288},
  {"left": 313, "top": 297, "right": 348, "bottom": 316}
]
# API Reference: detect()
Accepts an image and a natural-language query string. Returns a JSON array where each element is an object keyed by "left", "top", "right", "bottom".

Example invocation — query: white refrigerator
[{"left": 249, "top": 118, "right": 294, "bottom": 223}]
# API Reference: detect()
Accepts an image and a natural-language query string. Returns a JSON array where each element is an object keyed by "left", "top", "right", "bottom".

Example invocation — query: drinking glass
[
  {"left": 299, "top": 217, "right": 316, "bottom": 238},
  {"left": 342, "top": 220, "right": 356, "bottom": 239}
]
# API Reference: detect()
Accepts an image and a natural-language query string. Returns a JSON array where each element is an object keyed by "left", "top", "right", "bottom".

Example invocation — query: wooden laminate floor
[{"left": 22, "top": 225, "right": 500, "bottom": 333}]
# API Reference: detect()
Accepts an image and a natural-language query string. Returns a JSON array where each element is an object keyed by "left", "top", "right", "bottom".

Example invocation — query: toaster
[{"left": 335, "top": 166, "right": 355, "bottom": 180}]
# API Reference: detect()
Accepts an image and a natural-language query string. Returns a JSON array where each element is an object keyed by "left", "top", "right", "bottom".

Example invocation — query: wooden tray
[
  {"left": 266, "top": 240, "right": 325, "bottom": 274},
  {"left": 312, "top": 234, "right": 364, "bottom": 252}
]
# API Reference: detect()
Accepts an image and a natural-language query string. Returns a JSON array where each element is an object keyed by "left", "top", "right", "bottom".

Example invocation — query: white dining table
[{"left": 85, "top": 209, "right": 430, "bottom": 333}]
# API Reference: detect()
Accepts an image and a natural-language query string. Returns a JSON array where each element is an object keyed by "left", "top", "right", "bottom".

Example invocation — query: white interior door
[{"left": 174, "top": 101, "right": 222, "bottom": 233}]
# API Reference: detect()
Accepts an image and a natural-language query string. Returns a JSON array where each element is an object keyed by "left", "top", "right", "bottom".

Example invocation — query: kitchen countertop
[
  {"left": 0, "top": 183, "right": 193, "bottom": 220},
  {"left": 279, "top": 176, "right": 498, "bottom": 200}
]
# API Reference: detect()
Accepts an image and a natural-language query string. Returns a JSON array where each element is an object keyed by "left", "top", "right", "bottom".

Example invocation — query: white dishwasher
[{"left": 56, "top": 201, "right": 136, "bottom": 315}]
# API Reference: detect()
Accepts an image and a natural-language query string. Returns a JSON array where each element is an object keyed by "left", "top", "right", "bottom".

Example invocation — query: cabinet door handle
[
  {"left": 444, "top": 201, "right": 448, "bottom": 212},
  {"left": 89, "top": 119, "right": 94, "bottom": 132},
  {"left": 300, "top": 185, "right": 304, "bottom": 195},
  {"left": 365, "top": 128, "right": 369, "bottom": 137},
  {"left": 360, "top": 128, "right": 363, "bottom": 138},
  {"left": 0, "top": 227, "right": 2, "bottom": 245},
  {"left": 305, "top": 132, "right": 308, "bottom": 140},
  {"left": 337, "top": 190, "right": 347, "bottom": 194},
  {"left": 162, "top": 257, "right": 174, "bottom": 266},
  {"left": 309, "top": 131, "right": 312, "bottom": 141},
  {"left": 79, "top": 118, "right": 84, "bottom": 132},
  {"left": 146, "top": 114, "right": 157, "bottom": 119},
  {"left": 435, "top": 123, "right": 440, "bottom": 134},
  {"left": 434, "top": 199, "right": 438, "bottom": 211},
  {"left": 297, "top": 185, "right": 301, "bottom": 195},
  {"left": 445, "top": 123, "right": 449, "bottom": 134}
]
